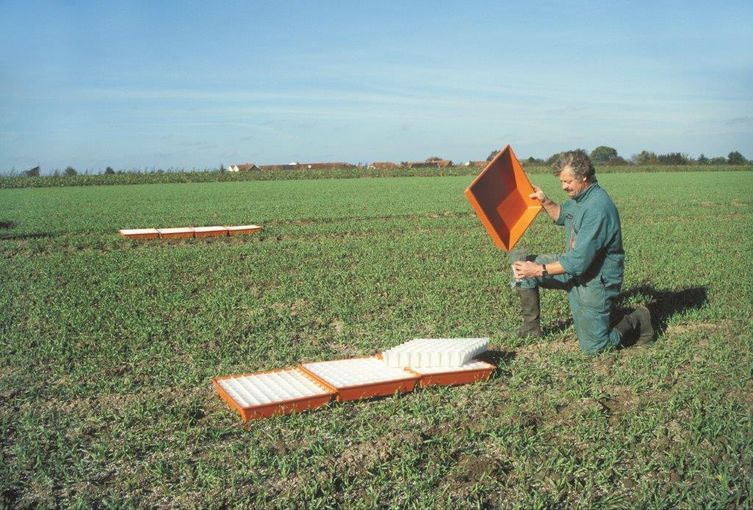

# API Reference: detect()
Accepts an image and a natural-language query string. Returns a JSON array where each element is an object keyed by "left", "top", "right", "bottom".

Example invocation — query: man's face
[{"left": 559, "top": 166, "right": 589, "bottom": 198}]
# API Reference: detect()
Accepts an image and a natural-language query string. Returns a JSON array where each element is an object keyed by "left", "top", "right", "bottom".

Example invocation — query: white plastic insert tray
[
  {"left": 213, "top": 367, "right": 335, "bottom": 422},
  {"left": 381, "top": 338, "right": 489, "bottom": 368},
  {"left": 300, "top": 357, "right": 419, "bottom": 401}
]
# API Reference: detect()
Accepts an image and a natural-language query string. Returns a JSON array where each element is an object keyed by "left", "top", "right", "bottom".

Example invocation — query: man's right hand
[
  {"left": 529, "top": 185, "right": 561, "bottom": 221},
  {"left": 529, "top": 185, "right": 549, "bottom": 204}
]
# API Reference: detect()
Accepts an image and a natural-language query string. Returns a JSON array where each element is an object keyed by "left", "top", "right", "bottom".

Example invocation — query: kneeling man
[{"left": 512, "top": 150, "right": 653, "bottom": 353}]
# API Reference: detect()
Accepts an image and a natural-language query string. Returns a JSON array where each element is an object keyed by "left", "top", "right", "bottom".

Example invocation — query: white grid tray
[
  {"left": 381, "top": 338, "right": 489, "bottom": 368},
  {"left": 300, "top": 357, "right": 419, "bottom": 401},
  {"left": 214, "top": 367, "right": 334, "bottom": 421}
]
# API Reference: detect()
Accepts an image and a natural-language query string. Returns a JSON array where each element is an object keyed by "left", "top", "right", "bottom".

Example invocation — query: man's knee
[{"left": 572, "top": 309, "right": 616, "bottom": 354}]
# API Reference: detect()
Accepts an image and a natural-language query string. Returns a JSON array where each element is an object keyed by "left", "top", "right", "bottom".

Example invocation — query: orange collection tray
[
  {"left": 226, "top": 225, "right": 262, "bottom": 236},
  {"left": 118, "top": 228, "right": 160, "bottom": 240},
  {"left": 213, "top": 368, "right": 336, "bottom": 422},
  {"left": 407, "top": 360, "right": 496, "bottom": 388},
  {"left": 192, "top": 226, "right": 229, "bottom": 238},
  {"left": 300, "top": 357, "right": 420, "bottom": 402},
  {"left": 157, "top": 227, "right": 195, "bottom": 239}
]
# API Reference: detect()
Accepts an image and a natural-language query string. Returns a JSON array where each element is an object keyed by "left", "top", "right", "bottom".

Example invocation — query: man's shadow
[
  {"left": 0, "top": 220, "right": 54, "bottom": 240},
  {"left": 614, "top": 285, "right": 708, "bottom": 337},
  {"left": 477, "top": 349, "right": 516, "bottom": 379},
  {"left": 543, "top": 285, "right": 708, "bottom": 338}
]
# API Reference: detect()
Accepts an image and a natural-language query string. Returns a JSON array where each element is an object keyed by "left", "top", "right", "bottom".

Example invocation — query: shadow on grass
[
  {"left": 538, "top": 285, "right": 709, "bottom": 338},
  {"left": 543, "top": 318, "right": 573, "bottom": 336},
  {"left": 478, "top": 349, "right": 516, "bottom": 379},
  {"left": 0, "top": 232, "right": 52, "bottom": 240},
  {"left": 0, "top": 220, "right": 17, "bottom": 229},
  {"left": 616, "top": 285, "right": 709, "bottom": 336}
]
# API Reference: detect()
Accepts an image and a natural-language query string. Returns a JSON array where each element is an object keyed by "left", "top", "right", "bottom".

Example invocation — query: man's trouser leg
[
  {"left": 567, "top": 278, "right": 622, "bottom": 354},
  {"left": 515, "top": 254, "right": 571, "bottom": 338}
]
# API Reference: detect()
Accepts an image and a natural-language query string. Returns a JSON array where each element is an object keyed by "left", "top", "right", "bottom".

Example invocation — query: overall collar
[{"left": 573, "top": 180, "right": 599, "bottom": 203}]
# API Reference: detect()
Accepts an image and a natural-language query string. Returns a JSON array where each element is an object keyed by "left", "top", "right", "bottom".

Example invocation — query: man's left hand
[{"left": 513, "top": 261, "right": 541, "bottom": 279}]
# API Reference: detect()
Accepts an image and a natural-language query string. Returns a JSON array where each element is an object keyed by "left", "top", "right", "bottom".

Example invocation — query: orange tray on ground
[
  {"left": 226, "top": 225, "right": 262, "bottom": 236},
  {"left": 407, "top": 359, "right": 496, "bottom": 388},
  {"left": 118, "top": 228, "right": 160, "bottom": 240},
  {"left": 464, "top": 145, "right": 542, "bottom": 251},
  {"left": 213, "top": 367, "right": 336, "bottom": 422},
  {"left": 157, "top": 227, "right": 195, "bottom": 239},
  {"left": 192, "top": 226, "right": 228, "bottom": 238},
  {"left": 299, "top": 357, "right": 420, "bottom": 402}
]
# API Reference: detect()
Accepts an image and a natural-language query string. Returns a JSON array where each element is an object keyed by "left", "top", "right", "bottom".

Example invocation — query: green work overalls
[{"left": 520, "top": 182, "right": 625, "bottom": 354}]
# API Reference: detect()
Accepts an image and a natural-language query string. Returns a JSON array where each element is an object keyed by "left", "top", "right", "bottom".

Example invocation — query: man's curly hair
[{"left": 551, "top": 149, "right": 595, "bottom": 181}]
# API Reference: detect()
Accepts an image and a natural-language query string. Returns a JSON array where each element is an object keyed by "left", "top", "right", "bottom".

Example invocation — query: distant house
[
  {"left": 258, "top": 164, "right": 298, "bottom": 171},
  {"left": 257, "top": 162, "right": 356, "bottom": 171},
  {"left": 403, "top": 158, "right": 455, "bottom": 169},
  {"left": 228, "top": 163, "right": 260, "bottom": 172},
  {"left": 404, "top": 161, "right": 436, "bottom": 169},
  {"left": 300, "top": 162, "right": 357, "bottom": 170},
  {"left": 463, "top": 160, "right": 488, "bottom": 167},
  {"left": 369, "top": 161, "right": 399, "bottom": 169},
  {"left": 432, "top": 159, "right": 454, "bottom": 168}
]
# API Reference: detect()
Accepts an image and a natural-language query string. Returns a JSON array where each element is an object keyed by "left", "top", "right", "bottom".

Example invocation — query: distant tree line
[
  {"left": 488, "top": 147, "right": 749, "bottom": 167},
  {"left": 5, "top": 147, "right": 750, "bottom": 185}
]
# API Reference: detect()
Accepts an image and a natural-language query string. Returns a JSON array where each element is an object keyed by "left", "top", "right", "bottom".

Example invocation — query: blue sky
[{"left": 1, "top": 0, "right": 751, "bottom": 172}]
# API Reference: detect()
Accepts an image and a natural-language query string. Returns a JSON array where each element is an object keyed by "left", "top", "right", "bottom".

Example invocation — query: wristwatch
[{"left": 541, "top": 264, "right": 548, "bottom": 277}]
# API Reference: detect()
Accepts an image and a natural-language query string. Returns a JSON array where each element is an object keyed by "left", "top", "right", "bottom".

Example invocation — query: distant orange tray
[
  {"left": 464, "top": 145, "right": 541, "bottom": 251},
  {"left": 120, "top": 225, "right": 261, "bottom": 239},
  {"left": 213, "top": 368, "right": 336, "bottom": 422},
  {"left": 226, "top": 225, "right": 262, "bottom": 236},
  {"left": 300, "top": 357, "right": 420, "bottom": 402},
  {"left": 118, "top": 228, "right": 160, "bottom": 240},
  {"left": 192, "top": 226, "right": 228, "bottom": 238},
  {"left": 407, "top": 360, "right": 496, "bottom": 388},
  {"left": 157, "top": 227, "right": 194, "bottom": 239}
]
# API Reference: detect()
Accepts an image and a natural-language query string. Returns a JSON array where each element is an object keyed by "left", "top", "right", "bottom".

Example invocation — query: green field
[{"left": 1, "top": 172, "right": 752, "bottom": 508}]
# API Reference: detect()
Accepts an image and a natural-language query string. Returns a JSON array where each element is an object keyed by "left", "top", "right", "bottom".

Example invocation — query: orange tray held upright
[{"left": 464, "top": 145, "right": 542, "bottom": 251}]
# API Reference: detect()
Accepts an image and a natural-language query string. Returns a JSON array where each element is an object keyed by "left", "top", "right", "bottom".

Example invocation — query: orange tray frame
[
  {"left": 157, "top": 227, "right": 195, "bottom": 239},
  {"left": 408, "top": 361, "right": 496, "bottom": 388},
  {"left": 226, "top": 225, "right": 262, "bottom": 236},
  {"left": 213, "top": 368, "right": 336, "bottom": 422},
  {"left": 299, "top": 358, "right": 420, "bottom": 402},
  {"left": 192, "top": 226, "right": 229, "bottom": 238},
  {"left": 464, "top": 145, "right": 541, "bottom": 251}
]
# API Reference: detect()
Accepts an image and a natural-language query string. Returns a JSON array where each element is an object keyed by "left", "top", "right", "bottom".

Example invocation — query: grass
[{"left": 1, "top": 171, "right": 752, "bottom": 508}]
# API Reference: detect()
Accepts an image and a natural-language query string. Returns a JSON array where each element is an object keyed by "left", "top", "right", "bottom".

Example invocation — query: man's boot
[
  {"left": 615, "top": 306, "right": 655, "bottom": 347},
  {"left": 515, "top": 287, "right": 542, "bottom": 338}
]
